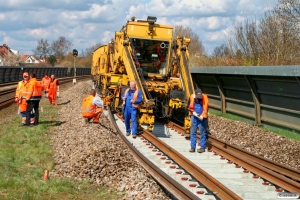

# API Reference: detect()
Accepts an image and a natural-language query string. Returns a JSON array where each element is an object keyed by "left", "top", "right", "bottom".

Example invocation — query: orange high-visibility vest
[
  {"left": 188, "top": 94, "right": 209, "bottom": 118},
  {"left": 15, "top": 80, "right": 25, "bottom": 98},
  {"left": 123, "top": 88, "right": 139, "bottom": 108},
  {"left": 19, "top": 81, "right": 29, "bottom": 99},
  {"left": 19, "top": 98, "right": 28, "bottom": 112},
  {"left": 81, "top": 95, "right": 96, "bottom": 118},
  {"left": 49, "top": 79, "right": 58, "bottom": 89},
  {"left": 41, "top": 77, "right": 50, "bottom": 91},
  {"left": 24, "top": 78, "right": 42, "bottom": 100}
]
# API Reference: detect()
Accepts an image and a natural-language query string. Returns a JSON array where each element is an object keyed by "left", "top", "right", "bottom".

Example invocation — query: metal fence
[
  {"left": 190, "top": 66, "right": 300, "bottom": 132},
  {"left": 0, "top": 66, "right": 91, "bottom": 83}
]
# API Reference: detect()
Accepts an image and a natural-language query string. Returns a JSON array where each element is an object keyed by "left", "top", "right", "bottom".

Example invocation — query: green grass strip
[{"left": 0, "top": 99, "right": 123, "bottom": 200}]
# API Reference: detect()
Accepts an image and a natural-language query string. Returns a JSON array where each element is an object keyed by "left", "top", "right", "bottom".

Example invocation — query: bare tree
[
  {"left": 277, "top": 0, "right": 300, "bottom": 33},
  {"left": 6, "top": 51, "right": 23, "bottom": 66},
  {"left": 51, "top": 36, "right": 73, "bottom": 60},
  {"left": 173, "top": 25, "right": 206, "bottom": 56},
  {"left": 80, "top": 43, "right": 102, "bottom": 68},
  {"left": 32, "top": 39, "right": 52, "bottom": 59},
  {"left": 212, "top": 43, "right": 233, "bottom": 58}
]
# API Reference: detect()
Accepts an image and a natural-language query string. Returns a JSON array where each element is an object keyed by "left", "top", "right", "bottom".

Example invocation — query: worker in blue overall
[
  {"left": 187, "top": 88, "right": 209, "bottom": 153},
  {"left": 122, "top": 81, "right": 143, "bottom": 139}
]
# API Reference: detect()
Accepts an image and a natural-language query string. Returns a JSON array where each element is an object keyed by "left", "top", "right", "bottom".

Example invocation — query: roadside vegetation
[{"left": 0, "top": 96, "right": 122, "bottom": 199}]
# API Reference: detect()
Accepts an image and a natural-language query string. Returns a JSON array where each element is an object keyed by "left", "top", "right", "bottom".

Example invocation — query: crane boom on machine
[{"left": 91, "top": 16, "right": 194, "bottom": 133}]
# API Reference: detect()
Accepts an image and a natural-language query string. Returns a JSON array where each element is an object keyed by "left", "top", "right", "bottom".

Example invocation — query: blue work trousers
[
  {"left": 124, "top": 107, "right": 138, "bottom": 135},
  {"left": 190, "top": 116, "right": 207, "bottom": 149}
]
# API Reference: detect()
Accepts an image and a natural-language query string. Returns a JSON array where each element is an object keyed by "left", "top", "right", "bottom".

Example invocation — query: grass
[
  {"left": 209, "top": 110, "right": 300, "bottom": 141},
  {"left": 0, "top": 98, "right": 123, "bottom": 200}
]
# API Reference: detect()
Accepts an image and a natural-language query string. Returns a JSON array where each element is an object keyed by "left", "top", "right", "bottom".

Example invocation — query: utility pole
[{"left": 73, "top": 49, "right": 78, "bottom": 84}]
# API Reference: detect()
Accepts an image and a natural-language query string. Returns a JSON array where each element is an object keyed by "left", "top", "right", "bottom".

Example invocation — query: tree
[
  {"left": 212, "top": 44, "right": 233, "bottom": 58},
  {"left": 48, "top": 55, "right": 56, "bottom": 66},
  {"left": 51, "top": 36, "right": 73, "bottom": 60},
  {"left": 173, "top": 25, "right": 206, "bottom": 56},
  {"left": 80, "top": 43, "right": 102, "bottom": 68},
  {"left": 32, "top": 39, "right": 52, "bottom": 59},
  {"left": 6, "top": 51, "right": 23, "bottom": 66},
  {"left": 276, "top": 0, "right": 300, "bottom": 33}
]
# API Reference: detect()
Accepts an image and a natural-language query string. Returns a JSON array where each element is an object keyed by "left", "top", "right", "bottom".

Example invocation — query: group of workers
[
  {"left": 81, "top": 80, "right": 209, "bottom": 153},
  {"left": 15, "top": 73, "right": 59, "bottom": 126}
]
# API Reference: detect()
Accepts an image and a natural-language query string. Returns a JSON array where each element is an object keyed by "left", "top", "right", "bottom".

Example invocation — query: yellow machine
[{"left": 91, "top": 16, "right": 194, "bottom": 133}]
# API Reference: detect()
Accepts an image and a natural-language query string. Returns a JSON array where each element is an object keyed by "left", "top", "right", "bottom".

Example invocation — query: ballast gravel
[
  {"left": 47, "top": 80, "right": 299, "bottom": 200},
  {"left": 51, "top": 81, "right": 170, "bottom": 200}
]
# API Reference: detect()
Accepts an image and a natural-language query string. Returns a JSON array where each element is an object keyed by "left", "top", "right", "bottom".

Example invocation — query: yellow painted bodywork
[{"left": 92, "top": 17, "right": 194, "bottom": 132}]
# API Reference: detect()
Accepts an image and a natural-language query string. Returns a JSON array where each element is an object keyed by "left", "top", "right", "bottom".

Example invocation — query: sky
[{"left": 0, "top": 0, "right": 278, "bottom": 56}]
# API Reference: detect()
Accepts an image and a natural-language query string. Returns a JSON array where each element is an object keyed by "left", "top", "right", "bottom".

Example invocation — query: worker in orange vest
[
  {"left": 47, "top": 74, "right": 59, "bottom": 106},
  {"left": 41, "top": 73, "right": 50, "bottom": 98},
  {"left": 24, "top": 73, "right": 42, "bottom": 126},
  {"left": 122, "top": 81, "right": 142, "bottom": 139},
  {"left": 187, "top": 88, "right": 209, "bottom": 153},
  {"left": 15, "top": 72, "right": 31, "bottom": 125},
  {"left": 81, "top": 89, "right": 103, "bottom": 123}
]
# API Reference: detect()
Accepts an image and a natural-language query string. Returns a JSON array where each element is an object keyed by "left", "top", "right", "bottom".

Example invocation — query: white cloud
[
  {"left": 102, "top": 31, "right": 114, "bottom": 44},
  {"left": 28, "top": 28, "right": 51, "bottom": 38},
  {"left": 81, "top": 4, "right": 108, "bottom": 19},
  {"left": 0, "top": 13, "right": 6, "bottom": 20},
  {"left": 0, "top": 0, "right": 278, "bottom": 55}
]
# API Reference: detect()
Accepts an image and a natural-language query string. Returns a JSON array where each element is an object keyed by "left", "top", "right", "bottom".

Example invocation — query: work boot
[
  {"left": 126, "top": 132, "right": 131, "bottom": 136},
  {"left": 197, "top": 148, "right": 205, "bottom": 153},
  {"left": 132, "top": 134, "right": 137, "bottom": 139},
  {"left": 189, "top": 148, "right": 195, "bottom": 153}
]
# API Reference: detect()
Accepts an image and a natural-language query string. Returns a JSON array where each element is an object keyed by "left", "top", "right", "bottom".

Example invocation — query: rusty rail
[
  {"left": 168, "top": 121, "right": 300, "bottom": 193},
  {"left": 107, "top": 109, "right": 200, "bottom": 200},
  {"left": 142, "top": 128, "right": 242, "bottom": 200}
]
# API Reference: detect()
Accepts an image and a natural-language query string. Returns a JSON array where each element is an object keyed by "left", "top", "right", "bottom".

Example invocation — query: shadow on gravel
[
  {"left": 99, "top": 123, "right": 118, "bottom": 135},
  {"left": 57, "top": 100, "right": 71, "bottom": 105},
  {"left": 38, "top": 120, "right": 67, "bottom": 126}
]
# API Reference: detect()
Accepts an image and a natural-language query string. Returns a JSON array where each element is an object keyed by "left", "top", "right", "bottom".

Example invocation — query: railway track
[
  {"left": 0, "top": 75, "right": 91, "bottom": 110},
  {"left": 106, "top": 107, "right": 300, "bottom": 200}
]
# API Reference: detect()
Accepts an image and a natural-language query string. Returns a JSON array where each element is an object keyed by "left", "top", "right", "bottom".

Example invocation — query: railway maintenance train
[{"left": 91, "top": 16, "right": 195, "bottom": 133}]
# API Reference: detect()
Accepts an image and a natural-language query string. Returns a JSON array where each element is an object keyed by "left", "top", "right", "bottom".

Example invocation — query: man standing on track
[
  {"left": 48, "top": 74, "right": 59, "bottom": 106},
  {"left": 24, "top": 73, "right": 42, "bottom": 126},
  {"left": 187, "top": 88, "right": 209, "bottom": 153},
  {"left": 122, "top": 81, "right": 143, "bottom": 139},
  {"left": 41, "top": 74, "right": 50, "bottom": 98},
  {"left": 81, "top": 89, "right": 103, "bottom": 123}
]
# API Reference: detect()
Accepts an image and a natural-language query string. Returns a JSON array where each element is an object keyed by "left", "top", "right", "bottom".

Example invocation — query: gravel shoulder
[
  {"left": 209, "top": 114, "right": 300, "bottom": 170},
  {"left": 51, "top": 80, "right": 170, "bottom": 200}
]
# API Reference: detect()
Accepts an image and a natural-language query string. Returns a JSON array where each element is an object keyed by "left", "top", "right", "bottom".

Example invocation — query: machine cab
[{"left": 130, "top": 38, "right": 170, "bottom": 75}]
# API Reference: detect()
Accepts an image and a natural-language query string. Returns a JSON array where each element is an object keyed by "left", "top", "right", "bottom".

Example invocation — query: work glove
[
  {"left": 199, "top": 115, "right": 203, "bottom": 120},
  {"left": 192, "top": 111, "right": 198, "bottom": 117}
]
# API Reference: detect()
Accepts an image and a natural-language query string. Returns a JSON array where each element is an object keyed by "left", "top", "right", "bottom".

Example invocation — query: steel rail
[
  {"left": 142, "top": 128, "right": 242, "bottom": 200},
  {"left": 107, "top": 108, "right": 200, "bottom": 200},
  {"left": 208, "top": 136, "right": 300, "bottom": 181},
  {"left": 209, "top": 139, "right": 300, "bottom": 193},
  {"left": 167, "top": 121, "right": 300, "bottom": 193}
]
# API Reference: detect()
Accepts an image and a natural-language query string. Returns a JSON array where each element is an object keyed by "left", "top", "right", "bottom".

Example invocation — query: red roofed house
[
  {"left": 0, "top": 44, "right": 13, "bottom": 66},
  {"left": 22, "top": 55, "right": 43, "bottom": 64},
  {"left": 0, "top": 44, "right": 24, "bottom": 66}
]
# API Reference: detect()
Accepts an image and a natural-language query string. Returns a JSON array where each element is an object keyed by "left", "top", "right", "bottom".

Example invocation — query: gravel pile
[
  {"left": 209, "top": 114, "right": 300, "bottom": 170},
  {"left": 51, "top": 81, "right": 170, "bottom": 200}
]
